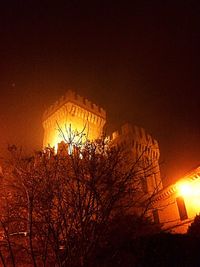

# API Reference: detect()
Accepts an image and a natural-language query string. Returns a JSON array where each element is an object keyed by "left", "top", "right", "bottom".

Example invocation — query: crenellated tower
[
  {"left": 42, "top": 92, "right": 162, "bottom": 196},
  {"left": 42, "top": 90, "right": 106, "bottom": 149},
  {"left": 111, "top": 123, "right": 162, "bottom": 194}
]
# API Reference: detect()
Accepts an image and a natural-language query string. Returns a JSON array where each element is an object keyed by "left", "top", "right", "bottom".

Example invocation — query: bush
[{"left": 187, "top": 214, "right": 200, "bottom": 237}]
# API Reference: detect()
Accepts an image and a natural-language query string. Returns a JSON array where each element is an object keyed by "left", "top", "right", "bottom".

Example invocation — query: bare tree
[{"left": 0, "top": 130, "right": 160, "bottom": 266}]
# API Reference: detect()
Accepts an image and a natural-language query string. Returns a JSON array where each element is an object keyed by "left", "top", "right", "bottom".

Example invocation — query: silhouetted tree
[
  {"left": 0, "top": 131, "right": 160, "bottom": 267},
  {"left": 187, "top": 214, "right": 200, "bottom": 237}
]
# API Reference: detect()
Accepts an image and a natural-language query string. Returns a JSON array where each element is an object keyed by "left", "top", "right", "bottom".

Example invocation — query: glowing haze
[{"left": 0, "top": 2, "right": 199, "bottom": 185}]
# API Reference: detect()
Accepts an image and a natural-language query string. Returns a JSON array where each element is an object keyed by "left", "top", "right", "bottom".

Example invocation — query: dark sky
[{"left": 0, "top": 1, "right": 199, "bottom": 185}]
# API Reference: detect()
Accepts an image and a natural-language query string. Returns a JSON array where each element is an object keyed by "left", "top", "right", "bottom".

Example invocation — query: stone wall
[
  {"left": 152, "top": 166, "right": 200, "bottom": 233},
  {"left": 43, "top": 90, "right": 106, "bottom": 148},
  {"left": 42, "top": 92, "right": 162, "bottom": 197},
  {"left": 111, "top": 123, "right": 162, "bottom": 195}
]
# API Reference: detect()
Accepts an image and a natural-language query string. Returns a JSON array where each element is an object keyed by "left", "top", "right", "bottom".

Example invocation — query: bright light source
[
  {"left": 177, "top": 181, "right": 192, "bottom": 196},
  {"left": 176, "top": 179, "right": 200, "bottom": 216},
  {"left": 177, "top": 180, "right": 200, "bottom": 197}
]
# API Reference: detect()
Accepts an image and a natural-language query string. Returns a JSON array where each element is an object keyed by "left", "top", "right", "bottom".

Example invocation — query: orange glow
[
  {"left": 176, "top": 179, "right": 200, "bottom": 217},
  {"left": 43, "top": 96, "right": 106, "bottom": 150},
  {"left": 177, "top": 181, "right": 193, "bottom": 197},
  {"left": 177, "top": 180, "right": 200, "bottom": 197},
  {"left": 49, "top": 122, "right": 89, "bottom": 152}
]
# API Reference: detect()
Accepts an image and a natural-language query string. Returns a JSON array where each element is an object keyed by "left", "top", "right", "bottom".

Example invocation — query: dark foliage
[
  {"left": 91, "top": 214, "right": 161, "bottom": 267},
  {"left": 93, "top": 232, "right": 200, "bottom": 267},
  {"left": 187, "top": 214, "right": 200, "bottom": 237}
]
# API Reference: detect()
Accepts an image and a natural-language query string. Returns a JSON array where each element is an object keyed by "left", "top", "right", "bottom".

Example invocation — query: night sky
[{"left": 0, "top": 1, "right": 199, "bottom": 185}]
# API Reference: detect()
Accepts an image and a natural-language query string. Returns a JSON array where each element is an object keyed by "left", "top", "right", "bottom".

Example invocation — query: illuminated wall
[
  {"left": 43, "top": 91, "right": 199, "bottom": 231},
  {"left": 111, "top": 123, "right": 162, "bottom": 195},
  {"left": 176, "top": 170, "right": 200, "bottom": 220},
  {"left": 43, "top": 91, "right": 161, "bottom": 198},
  {"left": 43, "top": 90, "right": 106, "bottom": 149},
  {"left": 152, "top": 166, "right": 200, "bottom": 233}
]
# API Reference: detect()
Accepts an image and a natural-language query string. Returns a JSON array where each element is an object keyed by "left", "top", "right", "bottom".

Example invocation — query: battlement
[
  {"left": 42, "top": 92, "right": 161, "bottom": 199},
  {"left": 111, "top": 123, "right": 160, "bottom": 161},
  {"left": 43, "top": 90, "right": 106, "bottom": 122},
  {"left": 112, "top": 123, "right": 159, "bottom": 148}
]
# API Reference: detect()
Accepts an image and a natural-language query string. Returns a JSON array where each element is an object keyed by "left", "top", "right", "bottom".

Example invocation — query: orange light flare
[
  {"left": 176, "top": 179, "right": 200, "bottom": 213},
  {"left": 176, "top": 180, "right": 200, "bottom": 197}
]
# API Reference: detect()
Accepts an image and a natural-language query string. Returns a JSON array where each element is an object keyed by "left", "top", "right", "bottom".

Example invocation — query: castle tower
[
  {"left": 111, "top": 123, "right": 162, "bottom": 195},
  {"left": 42, "top": 90, "right": 106, "bottom": 149}
]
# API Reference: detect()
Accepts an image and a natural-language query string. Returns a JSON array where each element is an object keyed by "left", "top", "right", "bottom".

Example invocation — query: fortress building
[
  {"left": 111, "top": 123, "right": 162, "bottom": 194},
  {"left": 42, "top": 90, "right": 200, "bottom": 233},
  {"left": 42, "top": 90, "right": 162, "bottom": 198},
  {"left": 43, "top": 90, "right": 106, "bottom": 150},
  {"left": 152, "top": 166, "right": 200, "bottom": 233}
]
